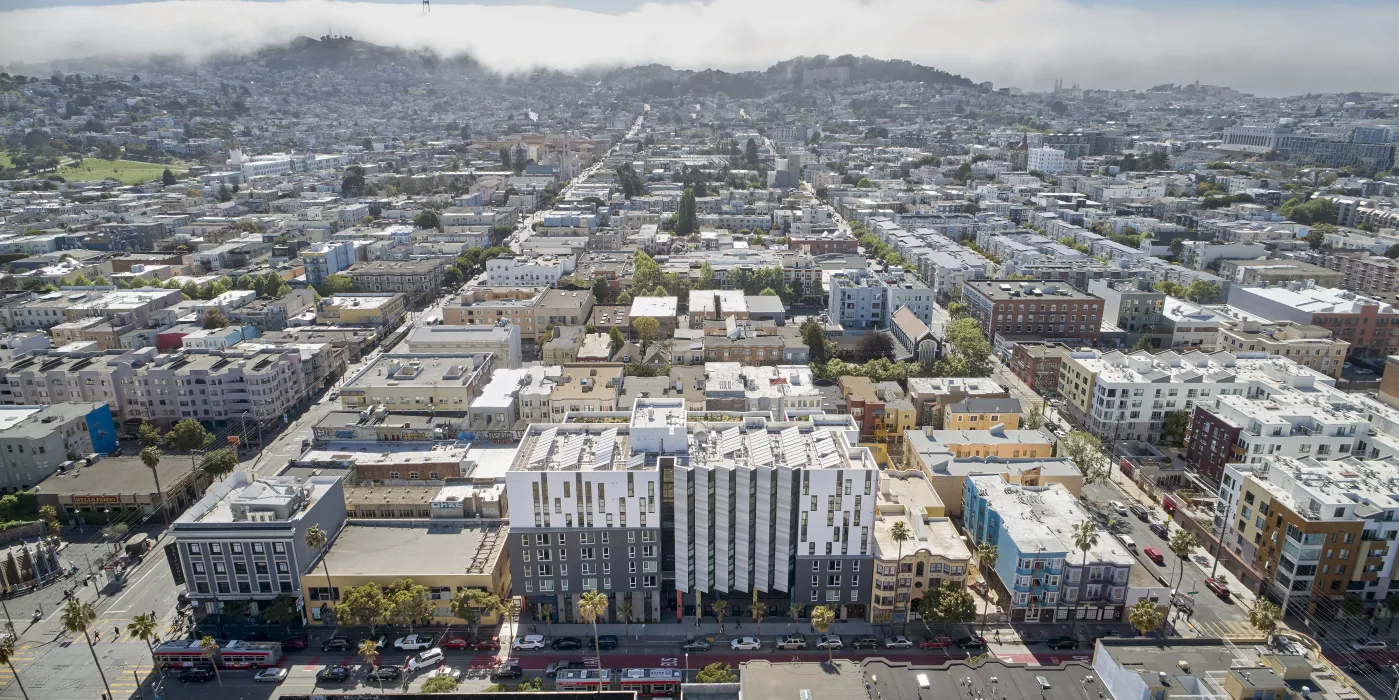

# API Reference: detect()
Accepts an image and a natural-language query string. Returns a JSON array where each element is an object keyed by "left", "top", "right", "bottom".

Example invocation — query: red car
[
  {"left": 440, "top": 637, "right": 469, "bottom": 650},
  {"left": 1143, "top": 547, "right": 1165, "bottom": 565},
  {"left": 469, "top": 636, "right": 501, "bottom": 651},
  {"left": 281, "top": 637, "right": 308, "bottom": 652},
  {"left": 918, "top": 636, "right": 954, "bottom": 649},
  {"left": 1205, "top": 577, "right": 1231, "bottom": 600}
]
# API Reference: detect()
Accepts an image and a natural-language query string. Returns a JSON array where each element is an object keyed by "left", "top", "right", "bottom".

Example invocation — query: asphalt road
[{"left": 1080, "top": 479, "right": 1252, "bottom": 637}]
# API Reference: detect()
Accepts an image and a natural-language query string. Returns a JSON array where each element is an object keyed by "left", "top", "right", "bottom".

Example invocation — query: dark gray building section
[{"left": 509, "top": 526, "right": 665, "bottom": 623}]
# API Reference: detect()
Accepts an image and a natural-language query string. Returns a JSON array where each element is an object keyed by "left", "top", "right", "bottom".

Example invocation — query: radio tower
[{"left": 422, "top": 0, "right": 430, "bottom": 12}]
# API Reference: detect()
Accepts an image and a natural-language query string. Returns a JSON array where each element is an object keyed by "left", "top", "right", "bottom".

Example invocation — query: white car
[
  {"left": 730, "top": 636, "right": 762, "bottom": 651},
  {"left": 253, "top": 668, "right": 288, "bottom": 683},
  {"left": 512, "top": 634, "right": 547, "bottom": 650},
  {"left": 1352, "top": 639, "right": 1388, "bottom": 651},
  {"left": 884, "top": 636, "right": 913, "bottom": 649},
  {"left": 394, "top": 634, "right": 434, "bottom": 651},
  {"left": 405, "top": 648, "right": 445, "bottom": 672},
  {"left": 815, "top": 635, "right": 843, "bottom": 650},
  {"left": 1110, "top": 501, "right": 1129, "bottom": 516},
  {"left": 425, "top": 665, "right": 462, "bottom": 681}
]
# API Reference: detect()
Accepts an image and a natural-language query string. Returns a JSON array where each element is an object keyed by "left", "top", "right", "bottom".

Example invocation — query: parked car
[
  {"left": 281, "top": 636, "right": 309, "bottom": 652},
  {"left": 547, "top": 660, "right": 587, "bottom": 677},
  {"left": 1110, "top": 501, "right": 1129, "bottom": 516},
  {"left": 360, "top": 635, "right": 387, "bottom": 650},
  {"left": 469, "top": 636, "right": 501, "bottom": 651},
  {"left": 322, "top": 636, "right": 351, "bottom": 652},
  {"left": 815, "top": 635, "right": 843, "bottom": 650},
  {"left": 1204, "top": 577, "right": 1231, "bottom": 600},
  {"left": 394, "top": 634, "right": 435, "bottom": 651},
  {"left": 884, "top": 636, "right": 913, "bottom": 649},
  {"left": 253, "top": 668, "right": 288, "bottom": 683},
  {"left": 491, "top": 663, "right": 524, "bottom": 680},
  {"left": 731, "top": 636, "right": 762, "bottom": 651},
  {"left": 1143, "top": 547, "right": 1165, "bottom": 565},
  {"left": 919, "top": 636, "right": 954, "bottom": 649},
  {"left": 1130, "top": 504, "right": 1149, "bottom": 520},
  {"left": 425, "top": 666, "right": 462, "bottom": 682},
  {"left": 775, "top": 634, "right": 808, "bottom": 650},
  {"left": 316, "top": 666, "right": 351, "bottom": 683},
  {"left": 440, "top": 637, "right": 469, "bottom": 650},
  {"left": 590, "top": 635, "right": 619, "bottom": 650},
  {"left": 551, "top": 637, "right": 585, "bottom": 650},
  {"left": 1044, "top": 636, "right": 1079, "bottom": 650},
  {"left": 368, "top": 666, "right": 402, "bottom": 682},
  {"left": 1149, "top": 523, "right": 1169, "bottom": 539},
  {"left": 512, "top": 635, "right": 547, "bottom": 650},
  {"left": 179, "top": 668, "right": 215, "bottom": 684},
  {"left": 406, "top": 648, "right": 445, "bottom": 672},
  {"left": 1352, "top": 639, "right": 1388, "bottom": 651},
  {"left": 852, "top": 636, "right": 879, "bottom": 650},
  {"left": 682, "top": 637, "right": 712, "bottom": 652},
  {"left": 955, "top": 636, "right": 987, "bottom": 650}
]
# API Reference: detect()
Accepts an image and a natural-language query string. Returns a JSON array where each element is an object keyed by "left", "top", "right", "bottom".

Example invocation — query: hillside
[{"left": 766, "top": 54, "right": 978, "bottom": 89}]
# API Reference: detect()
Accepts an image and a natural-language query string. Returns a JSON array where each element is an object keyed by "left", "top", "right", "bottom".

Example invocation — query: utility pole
[{"left": 1209, "top": 492, "right": 1235, "bottom": 582}]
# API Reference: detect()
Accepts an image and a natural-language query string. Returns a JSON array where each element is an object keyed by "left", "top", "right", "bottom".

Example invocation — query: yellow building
[
  {"left": 871, "top": 470, "right": 972, "bottom": 624},
  {"left": 1058, "top": 353, "right": 1099, "bottom": 425},
  {"left": 941, "top": 397, "right": 1023, "bottom": 430},
  {"left": 927, "top": 427, "right": 1054, "bottom": 459},
  {"left": 315, "top": 293, "right": 408, "bottom": 328},
  {"left": 902, "top": 426, "right": 1083, "bottom": 516},
  {"left": 305, "top": 522, "right": 511, "bottom": 627}
]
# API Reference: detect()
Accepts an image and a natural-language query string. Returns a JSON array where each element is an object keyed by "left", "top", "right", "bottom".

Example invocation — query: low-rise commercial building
[
  {"left": 338, "top": 353, "right": 494, "bottom": 412},
  {"left": 169, "top": 473, "right": 345, "bottom": 620},
  {"left": 314, "top": 294, "right": 408, "bottom": 330},
  {"left": 406, "top": 322, "right": 522, "bottom": 369}
]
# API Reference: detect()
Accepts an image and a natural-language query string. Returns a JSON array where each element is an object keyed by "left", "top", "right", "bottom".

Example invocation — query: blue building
[{"left": 963, "top": 473, "right": 1136, "bottom": 623}]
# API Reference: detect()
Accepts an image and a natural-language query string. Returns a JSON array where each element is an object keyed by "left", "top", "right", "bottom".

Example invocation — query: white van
[{"left": 1120, "top": 535, "right": 1138, "bottom": 552}]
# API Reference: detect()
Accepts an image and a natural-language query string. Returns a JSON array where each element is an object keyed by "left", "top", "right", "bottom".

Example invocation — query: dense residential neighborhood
[{"left": 3, "top": 30, "right": 1399, "bottom": 700}]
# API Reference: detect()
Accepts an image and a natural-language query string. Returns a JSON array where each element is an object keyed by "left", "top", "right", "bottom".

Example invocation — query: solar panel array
[
  {"left": 527, "top": 427, "right": 557, "bottom": 469},
  {"left": 591, "top": 428, "right": 617, "bottom": 469}
]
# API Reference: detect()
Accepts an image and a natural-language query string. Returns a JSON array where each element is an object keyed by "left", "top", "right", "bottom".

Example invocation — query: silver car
[{"left": 253, "top": 668, "right": 288, "bottom": 683}]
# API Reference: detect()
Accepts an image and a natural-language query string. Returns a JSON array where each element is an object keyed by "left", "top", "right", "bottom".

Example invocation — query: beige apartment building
[
  {"left": 549, "top": 364, "right": 623, "bottom": 419},
  {"left": 338, "top": 354, "right": 495, "bottom": 411},
  {"left": 345, "top": 259, "right": 449, "bottom": 306},
  {"left": 870, "top": 470, "right": 972, "bottom": 625},
  {"left": 442, "top": 287, "right": 542, "bottom": 343},
  {"left": 1217, "top": 320, "right": 1348, "bottom": 378},
  {"left": 121, "top": 348, "right": 307, "bottom": 430}
]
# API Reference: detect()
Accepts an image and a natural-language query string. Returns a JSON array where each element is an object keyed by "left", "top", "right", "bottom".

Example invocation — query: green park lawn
[{"left": 54, "top": 158, "right": 177, "bottom": 185}]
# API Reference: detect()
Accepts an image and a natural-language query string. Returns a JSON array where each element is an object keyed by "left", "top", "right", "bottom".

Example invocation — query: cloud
[{"left": 2, "top": 0, "right": 1397, "bottom": 96}]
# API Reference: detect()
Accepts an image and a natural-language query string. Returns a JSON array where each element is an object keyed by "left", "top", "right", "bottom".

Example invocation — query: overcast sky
[{"left": 2, "top": 0, "right": 1397, "bottom": 96}]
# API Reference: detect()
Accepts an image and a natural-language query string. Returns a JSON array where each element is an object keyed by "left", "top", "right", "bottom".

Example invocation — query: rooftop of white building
[{"left": 969, "top": 475, "right": 1135, "bottom": 566}]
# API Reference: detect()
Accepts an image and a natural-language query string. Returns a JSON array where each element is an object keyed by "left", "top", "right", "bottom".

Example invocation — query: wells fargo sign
[{"left": 72, "top": 495, "right": 122, "bottom": 505}]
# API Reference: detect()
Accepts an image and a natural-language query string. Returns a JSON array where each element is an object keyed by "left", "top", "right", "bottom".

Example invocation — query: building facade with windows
[
  {"left": 504, "top": 399, "right": 879, "bottom": 624},
  {"left": 961, "top": 280, "right": 1104, "bottom": 345},
  {"left": 169, "top": 473, "right": 346, "bottom": 621},
  {"left": 963, "top": 475, "right": 1135, "bottom": 623}
]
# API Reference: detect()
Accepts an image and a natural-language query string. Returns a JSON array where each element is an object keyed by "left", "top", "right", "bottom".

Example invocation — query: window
[
  {"left": 230, "top": 543, "right": 243, "bottom": 555},
  {"left": 272, "top": 542, "right": 286, "bottom": 554},
  {"left": 188, "top": 543, "right": 202, "bottom": 556}
]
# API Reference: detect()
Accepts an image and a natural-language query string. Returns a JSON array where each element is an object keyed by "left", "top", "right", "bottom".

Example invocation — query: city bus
[
  {"left": 152, "top": 639, "right": 282, "bottom": 670},
  {"left": 553, "top": 667, "right": 611, "bottom": 692},
  {"left": 618, "top": 668, "right": 684, "bottom": 697}
]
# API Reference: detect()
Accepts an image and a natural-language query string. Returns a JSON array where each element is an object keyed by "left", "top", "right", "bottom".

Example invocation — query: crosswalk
[{"left": 0, "top": 642, "right": 35, "bottom": 683}]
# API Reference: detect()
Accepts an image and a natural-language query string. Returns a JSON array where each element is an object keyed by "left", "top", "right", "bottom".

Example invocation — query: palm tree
[
  {"left": 127, "top": 612, "right": 160, "bottom": 669},
  {"left": 616, "top": 600, "right": 633, "bottom": 639},
  {"left": 577, "top": 590, "right": 609, "bottom": 690},
  {"left": 748, "top": 590, "right": 768, "bottom": 637},
  {"left": 1071, "top": 520, "right": 1099, "bottom": 639},
  {"left": 789, "top": 603, "right": 802, "bottom": 633},
  {"left": 303, "top": 525, "right": 333, "bottom": 621},
  {"left": 200, "top": 635, "right": 223, "bottom": 696},
  {"left": 139, "top": 446, "right": 167, "bottom": 522},
  {"left": 1167, "top": 529, "right": 1200, "bottom": 591},
  {"left": 889, "top": 519, "right": 913, "bottom": 633},
  {"left": 1246, "top": 601, "right": 1282, "bottom": 642},
  {"left": 710, "top": 601, "right": 729, "bottom": 636},
  {"left": 1385, "top": 593, "right": 1399, "bottom": 631},
  {"left": 0, "top": 635, "right": 30, "bottom": 700},
  {"left": 62, "top": 599, "right": 111, "bottom": 700},
  {"left": 1127, "top": 599, "right": 1164, "bottom": 638},
  {"left": 809, "top": 606, "right": 837, "bottom": 662},
  {"left": 539, "top": 603, "right": 555, "bottom": 637},
  {"left": 976, "top": 542, "right": 998, "bottom": 588},
  {"left": 359, "top": 639, "right": 380, "bottom": 689}
]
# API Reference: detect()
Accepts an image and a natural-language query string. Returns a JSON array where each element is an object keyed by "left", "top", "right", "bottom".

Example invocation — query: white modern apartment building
[
  {"left": 486, "top": 255, "right": 570, "bottom": 287},
  {"left": 505, "top": 400, "right": 879, "bottom": 625},
  {"left": 1059, "top": 349, "right": 1336, "bottom": 443},
  {"left": 1027, "top": 147, "right": 1066, "bottom": 174}
]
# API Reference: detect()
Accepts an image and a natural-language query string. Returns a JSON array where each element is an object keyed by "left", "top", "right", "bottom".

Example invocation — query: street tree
[
  {"left": 421, "top": 675, "right": 459, "bottom": 693},
  {"left": 889, "top": 520, "right": 912, "bottom": 631},
  {"left": 164, "top": 418, "right": 214, "bottom": 474},
  {"left": 139, "top": 447, "right": 168, "bottom": 521},
  {"left": 1247, "top": 601, "right": 1282, "bottom": 641},
  {"left": 0, "top": 636, "right": 30, "bottom": 700},
  {"left": 695, "top": 662, "right": 737, "bottom": 683},
  {"left": 387, "top": 578, "right": 434, "bottom": 632},
  {"left": 854, "top": 332, "right": 895, "bottom": 363},
  {"left": 633, "top": 316, "right": 660, "bottom": 347},
  {"left": 710, "top": 600, "right": 729, "bottom": 635},
  {"left": 1128, "top": 599, "right": 1164, "bottom": 637},
  {"left": 62, "top": 599, "right": 111, "bottom": 700},
  {"left": 200, "top": 636, "right": 224, "bottom": 693},
  {"left": 809, "top": 606, "right": 837, "bottom": 661},
  {"left": 413, "top": 209, "right": 441, "bottom": 231},
  {"left": 137, "top": 421, "right": 162, "bottom": 448},
  {"left": 304, "top": 525, "right": 334, "bottom": 619},
  {"left": 338, "top": 583, "right": 388, "bottom": 632},
  {"left": 451, "top": 588, "right": 505, "bottom": 640},
  {"left": 1168, "top": 529, "right": 1200, "bottom": 590},
  {"left": 748, "top": 589, "right": 767, "bottom": 636},
  {"left": 1059, "top": 431, "right": 1110, "bottom": 484},
  {"left": 201, "top": 448, "right": 238, "bottom": 481},
  {"left": 578, "top": 590, "right": 609, "bottom": 673}
]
